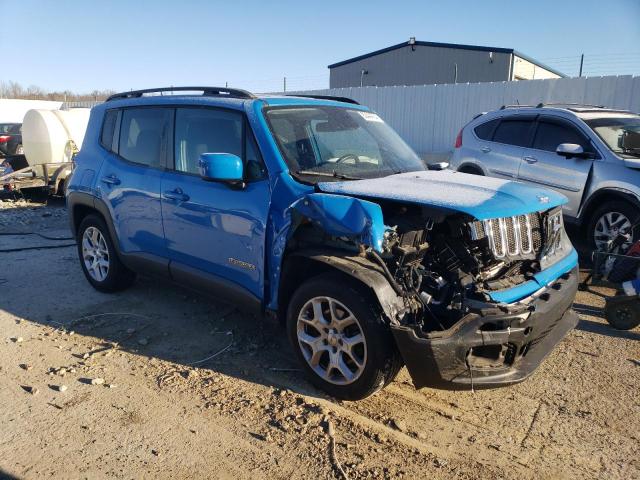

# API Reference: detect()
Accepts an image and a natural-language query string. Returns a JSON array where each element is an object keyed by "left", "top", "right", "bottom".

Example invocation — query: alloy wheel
[
  {"left": 594, "top": 211, "right": 633, "bottom": 251},
  {"left": 296, "top": 296, "right": 367, "bottom": 385},
  {"left": 82, "top": 226, "right": 110, "bottom": 282}
]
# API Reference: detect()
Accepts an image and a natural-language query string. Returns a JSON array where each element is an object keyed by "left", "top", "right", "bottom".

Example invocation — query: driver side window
[
  {"left": 174, "top": 108, "right": 266, "bottom": 180},
  {"left": 533, "top": 121, "right": 593, "bottom": 153}
]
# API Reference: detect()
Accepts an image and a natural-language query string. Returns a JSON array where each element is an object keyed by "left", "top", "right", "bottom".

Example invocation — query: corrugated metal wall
[
  {"left": 291, "top": 75, "right": 640, "bottom": 154},
  {"left": 329, "top": 45, "right": 513, "bottom": 88}
]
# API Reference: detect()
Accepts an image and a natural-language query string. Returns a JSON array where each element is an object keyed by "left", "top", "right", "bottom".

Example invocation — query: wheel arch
[
  {"left": 278, "top": 249, "right": 407, "bottom": 325},
  {"left": 457, "top": 162, "right": 485, "bottom": 175},
  {"left": 68, "top": 192, "right": 120, "bottom": 254},
  {"left": 579, "top": 188, "right": 640, "bottom": 227}
]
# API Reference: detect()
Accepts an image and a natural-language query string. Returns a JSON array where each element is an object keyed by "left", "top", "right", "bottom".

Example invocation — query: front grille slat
[{"left": 480, "top": 212, "right": 542, "bottom": 260}]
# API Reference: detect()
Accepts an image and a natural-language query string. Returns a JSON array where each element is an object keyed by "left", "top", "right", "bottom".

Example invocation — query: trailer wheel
[{"left": 604, "top": 297, "right": 640, "bottom": 330}]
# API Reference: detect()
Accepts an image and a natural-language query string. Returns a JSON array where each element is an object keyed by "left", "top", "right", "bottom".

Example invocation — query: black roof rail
[
  {"left": 286, "top": 94, "right": 359, "bottom": 105},
  {"left": 499, "top": 104, "right": 538, "bottom": 110},
  {"left": 106, "top": 86, "right": 256, "bottom": 102},
  {"left": 535, "top": 102, "right": 606, "bottom": 109}
]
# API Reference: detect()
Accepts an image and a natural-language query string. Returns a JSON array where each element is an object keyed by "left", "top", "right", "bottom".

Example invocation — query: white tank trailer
[
  {"left": 1, "top": 108, "right": 91, "bottom": 195},
  {"left": 22, "top": 108, "right": 91, "bottom": 166}
]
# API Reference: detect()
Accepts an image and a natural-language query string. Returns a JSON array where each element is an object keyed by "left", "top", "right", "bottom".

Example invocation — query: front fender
[
  {"left": 288, "top": 250, "right": 407, "bottom": 324},
  {"left": 289, "top": 193, "right": 386, "bottom": 253}
]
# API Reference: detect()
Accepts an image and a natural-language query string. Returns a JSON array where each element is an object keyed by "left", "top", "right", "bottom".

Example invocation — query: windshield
[
  {"left": 585, "top": 116, "right": 640, "bottom": 158},
  {"left": 0, "top": 123, "right": 20, "bottom": 134},
  {"left": 264, "top": 106, "right": 425, "bottom": 181}
]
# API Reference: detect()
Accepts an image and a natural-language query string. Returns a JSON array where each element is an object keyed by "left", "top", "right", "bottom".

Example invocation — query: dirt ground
[{"left": 0, "top": 196, "right": 638, "bottom": 480}]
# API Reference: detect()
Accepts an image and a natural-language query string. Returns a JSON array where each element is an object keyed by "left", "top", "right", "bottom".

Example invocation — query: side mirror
[
  {"left": 199, "top": 153, "right": 244, "bottom": 185},
  {"left": 427, "top": 162, "right": 450, "bottom": 171},
  {"left": 556, "top": 143, "right": 592, "bottom": 159}
]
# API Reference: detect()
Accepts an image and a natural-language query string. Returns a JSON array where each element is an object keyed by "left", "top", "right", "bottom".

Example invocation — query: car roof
[
  {"left": 473, "top": 104, "right": 638, "bottom": 124},
  {"left": 100, "top": 87, "right": 365, "bottom": 111}
]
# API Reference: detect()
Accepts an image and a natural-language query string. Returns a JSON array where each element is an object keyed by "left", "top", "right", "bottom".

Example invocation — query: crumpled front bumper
[{"left": 391, "top": 266, "right": 579, "bottom": 390}]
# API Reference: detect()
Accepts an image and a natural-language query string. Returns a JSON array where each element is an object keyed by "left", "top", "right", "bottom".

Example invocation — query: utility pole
[{"left": 579, "top": 54, "right": 584, "bottom": 77}]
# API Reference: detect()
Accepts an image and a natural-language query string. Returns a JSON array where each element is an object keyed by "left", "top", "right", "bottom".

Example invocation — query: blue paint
[
  {"left": 70, "top": 92, "right": 578, "bottom": 314},
  {"left": 290, "top": 193, "right": 386, "bottom": 252},
  {"left": 199, "top": 153, "right": 243, "bottom": 181},
  {"left": 489, "top": 248, "right": 578, "bottom": 303}
]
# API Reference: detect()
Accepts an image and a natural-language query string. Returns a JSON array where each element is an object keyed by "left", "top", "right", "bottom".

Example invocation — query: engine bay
[
  {"left": 376, "top": 202, "right": 545, "bottom": 332},
  {"left": 288, "top": 196, "right": 554, "bottom": 334}
]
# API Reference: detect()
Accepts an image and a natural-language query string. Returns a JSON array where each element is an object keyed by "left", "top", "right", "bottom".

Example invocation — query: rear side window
[
  {"left": 533, "top": 121, "right": 593, "bottom": 153},
  {"left": 474, "top": 119, "right": 499, "bottom": 140},
  {"left": 492, "top": 120, "right": 533, "bottom": 147},
  {"left": 100, "top": 110, "right": 119, "bottom": 151},
  {"left": 119, "top": 108, "right": 171, "bottom": 167}
]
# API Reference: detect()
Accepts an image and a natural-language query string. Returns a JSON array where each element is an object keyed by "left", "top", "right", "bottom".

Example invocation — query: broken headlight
[{"left": 539, "top": 207, "right": 572, "bottom": 270}]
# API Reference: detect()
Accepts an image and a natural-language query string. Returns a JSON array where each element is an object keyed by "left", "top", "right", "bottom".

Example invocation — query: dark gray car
[{"left": 450, "top": 104, "right": 640, "bottom": 250}]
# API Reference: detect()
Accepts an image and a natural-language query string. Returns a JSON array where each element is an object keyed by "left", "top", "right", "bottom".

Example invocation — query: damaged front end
[{"left": 286, "top": 192, "right": 579, "bottom": 390}]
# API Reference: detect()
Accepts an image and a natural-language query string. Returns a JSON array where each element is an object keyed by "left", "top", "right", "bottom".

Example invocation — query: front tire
[
  {"left": 588, "top": 201, "right": 640, "bottom": 252},
  {"left": 287, "top": 273, "right": 402, "bottom": 400},
  {"left": 77, "top": 214, "right": 135, "bottom": 292}
]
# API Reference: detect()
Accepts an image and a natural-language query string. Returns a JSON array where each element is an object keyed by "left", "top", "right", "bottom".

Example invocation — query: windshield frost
[{"left": 265, "top": 106, "right": 425, "bottom": 180}]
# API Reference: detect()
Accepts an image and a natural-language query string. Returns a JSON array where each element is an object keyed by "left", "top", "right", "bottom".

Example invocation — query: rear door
[
  {"left": 479, "top": 116, "right": 535, "bottom": 180},
  {"left": 161, "top": 106, "right": 271, "bottom": 301},
  {"left": 517, "top": 116, "right": 595, "bottom": 218},
  {"left": 97, "top": 107, "right": 171, "bottom": 265}
]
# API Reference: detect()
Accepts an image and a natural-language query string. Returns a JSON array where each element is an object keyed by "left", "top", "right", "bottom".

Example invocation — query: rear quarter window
[
  {"left": 100, "top": 110, "right": 119, "bottom": 151},
  {"left": 474, "top": 119, "right": 499, "bottom": 140}
]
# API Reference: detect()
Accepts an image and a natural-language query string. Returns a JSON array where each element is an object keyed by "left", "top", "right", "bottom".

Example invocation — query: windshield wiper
[{"left": 295, "top": 170, "right": 362, "bottom": 180}]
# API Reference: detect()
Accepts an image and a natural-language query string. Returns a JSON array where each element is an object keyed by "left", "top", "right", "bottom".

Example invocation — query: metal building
[{"left": 328, "top": 39, "right": 565, "bottom": 88}]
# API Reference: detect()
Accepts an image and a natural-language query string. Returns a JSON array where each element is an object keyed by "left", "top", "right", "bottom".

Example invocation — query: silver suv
[{"left": 450, "top": 104, "right": 640, "bottom": 250}]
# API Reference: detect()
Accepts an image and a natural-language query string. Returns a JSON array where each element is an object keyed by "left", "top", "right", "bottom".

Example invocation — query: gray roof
[{"left": 328, "top": 40, "right": 566, "bottom": 77}]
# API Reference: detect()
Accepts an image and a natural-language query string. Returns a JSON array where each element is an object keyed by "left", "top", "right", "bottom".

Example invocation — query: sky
[{"left": 3, "top": 0, "right": 640, "bottom": 94}]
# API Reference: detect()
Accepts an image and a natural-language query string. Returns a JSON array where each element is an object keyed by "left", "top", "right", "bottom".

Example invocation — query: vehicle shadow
[
  {"left": 574, "top": 310, "right": 640, "bottom": 341},
  {"left": 0, "top": 239, "right": 329, "bottom": 401},
  {"left": 0, "top": 203, "right": 627, "bottom": 403}
]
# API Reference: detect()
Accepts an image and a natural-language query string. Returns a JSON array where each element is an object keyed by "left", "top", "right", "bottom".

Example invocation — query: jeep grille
[{"left": 470, "top": 213, "right": 542, "bottom": 260}]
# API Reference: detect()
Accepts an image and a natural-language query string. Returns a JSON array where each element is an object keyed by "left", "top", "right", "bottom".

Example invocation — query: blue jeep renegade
[{"left": 67, "top": 87, "right": 579, "bottom": 400}]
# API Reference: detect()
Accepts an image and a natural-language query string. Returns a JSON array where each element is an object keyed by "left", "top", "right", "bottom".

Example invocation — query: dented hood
[{"left": 318, "top": 170, "right": 567, "bottom": 220}]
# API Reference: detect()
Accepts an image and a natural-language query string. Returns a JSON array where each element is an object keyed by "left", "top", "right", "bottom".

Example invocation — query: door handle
[
  {"left": 101, "top": 174, "right": 120, "bottom": 185},
  {"left": 481, "top": 146, "right": 491, "bottom": 153},
  {"left": 523, "top": 156, "right": 538, "bottom": 164},
  {"left": 163, "top": 188, "right": 190, "bottom": 202}
]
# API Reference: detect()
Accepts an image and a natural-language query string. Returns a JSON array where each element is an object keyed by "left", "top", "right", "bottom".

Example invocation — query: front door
[
  {"left": 517, "top": 116, "right": 594, "bottom": 218},
  {"left": 161, "top": 106, "right": 270, "bottom": 300}
]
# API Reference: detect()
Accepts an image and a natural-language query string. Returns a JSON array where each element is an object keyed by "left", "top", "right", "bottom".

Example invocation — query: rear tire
[
  {"left": 287, "top": 272, "right": 402, "bottom": 400},
  {"left": 77, "top": 214, "right": 136, "bottom": 292}
]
